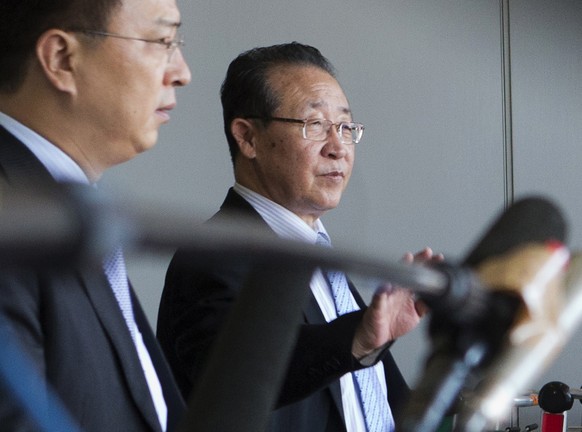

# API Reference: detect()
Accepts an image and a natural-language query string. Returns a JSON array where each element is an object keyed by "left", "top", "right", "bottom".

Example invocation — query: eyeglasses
[
  {"left": 73, "top": 29, "right": 185, "bottom": 57},
  {"left": 247, "top": 116, "right": 365, "bottom": 144}
]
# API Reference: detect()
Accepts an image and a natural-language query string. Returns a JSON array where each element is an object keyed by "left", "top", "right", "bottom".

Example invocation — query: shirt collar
[
  {"left": 0, "top": 112, "right": 90, "bottom": 184},
  {"left": 233, "top": 182, "right": 328, "bottom": 244}
]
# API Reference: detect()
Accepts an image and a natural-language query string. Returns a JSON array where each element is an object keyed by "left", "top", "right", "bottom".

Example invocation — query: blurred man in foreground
[{"left": 0, "top": 0, "right": 191, "bottom": 430}]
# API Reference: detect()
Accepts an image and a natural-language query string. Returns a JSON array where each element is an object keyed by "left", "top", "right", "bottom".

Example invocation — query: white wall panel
[{"left": 511, "top": 0, "right": 582, "bottom": 427}]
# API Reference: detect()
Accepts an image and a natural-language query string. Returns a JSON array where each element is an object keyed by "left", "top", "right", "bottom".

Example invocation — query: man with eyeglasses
[
  {"left": 0, "top": 0, "right": 190, "bottom": 431},
  {"left": 157, "top": 42, "right": 441, "bottom": 432}
]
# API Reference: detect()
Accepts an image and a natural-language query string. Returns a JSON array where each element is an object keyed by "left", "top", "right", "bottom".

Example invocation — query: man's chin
[{"left": 135, "top": 132, "right": 159, "bottom": 154}]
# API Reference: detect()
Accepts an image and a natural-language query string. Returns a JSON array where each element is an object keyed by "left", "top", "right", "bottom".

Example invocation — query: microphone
[
  {"left": 538, "top": 381, "right": 582, "bottom": 414},
  {"left": 463, "top": 196, "right": 566, "bottom": 267},
  {"left": 418, "top": 196, "right": 567, "bottom": 322},
  {"left": 399, "top": 196, "right": 568, "bottom": 432},
  {"left": 538, "top": 381, "right": 582, "bottom": 432}
]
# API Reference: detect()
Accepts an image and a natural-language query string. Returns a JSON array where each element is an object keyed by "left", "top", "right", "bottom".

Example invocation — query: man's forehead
[
  {"left": 264, "top": 65, "right": 350, "bottom": 115},
  {"left": 115, "top": 0, "right": 182, "bottom": 29},
  {"left": 307, "top": 100, "right": 351, "bottom": 115}
]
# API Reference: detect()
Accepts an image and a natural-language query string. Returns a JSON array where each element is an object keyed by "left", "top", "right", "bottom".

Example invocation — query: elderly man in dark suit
[
  {"left": 0, "top": 0, "right": 191, "bottom": 430},
  {"left": 158, "top": 42, "right": 441, "bottom": 432}
]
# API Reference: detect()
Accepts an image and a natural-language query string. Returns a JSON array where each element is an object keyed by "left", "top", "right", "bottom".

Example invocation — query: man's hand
[{"left": 351, "top": 247, "right": 444, "bottom": 360}]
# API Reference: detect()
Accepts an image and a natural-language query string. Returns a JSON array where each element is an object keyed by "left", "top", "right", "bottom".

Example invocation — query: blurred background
[{"left": 101, "top": 0, "right": 582, "bottom": 427}]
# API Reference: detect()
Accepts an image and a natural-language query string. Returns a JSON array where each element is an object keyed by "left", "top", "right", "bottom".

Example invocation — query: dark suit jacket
[
  {"left": 0, "top": 126, "right": 184, "bottom": 432},
  {"left": 157, "top": 188, "right": 410, "bottom": 432}
]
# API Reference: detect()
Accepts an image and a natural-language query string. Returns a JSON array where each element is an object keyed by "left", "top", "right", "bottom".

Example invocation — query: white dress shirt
[{"left": 233, "top": 182, "right": 387, "bottom": 432}]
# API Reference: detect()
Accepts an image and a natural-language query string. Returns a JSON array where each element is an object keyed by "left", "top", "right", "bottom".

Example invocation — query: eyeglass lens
[{"left": 304, "top": 120, "right": 361, "bottom": 143}]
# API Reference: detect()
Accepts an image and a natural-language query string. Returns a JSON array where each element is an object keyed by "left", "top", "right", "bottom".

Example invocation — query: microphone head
[
  {"left": 423, "top": 196, "right": 567, "bottom": 322},
  {"left": 539, "top": 381, "right": 575, "bottom": 413},
  {"left": 463, "top": 196, "right": 567, "bottom": 267}
]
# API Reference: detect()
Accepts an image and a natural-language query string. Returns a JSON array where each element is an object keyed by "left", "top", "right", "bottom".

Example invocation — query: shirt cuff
[{"left": 356, "top": 341, "right": 393, "bottom": 367}]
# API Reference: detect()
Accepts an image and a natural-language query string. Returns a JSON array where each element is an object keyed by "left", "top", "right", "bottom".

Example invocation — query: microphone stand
[{"left": 399, "top": 264, "right": 522, "bottom": 432}]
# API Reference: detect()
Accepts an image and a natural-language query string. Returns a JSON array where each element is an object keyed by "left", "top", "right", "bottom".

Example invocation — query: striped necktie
[
  {"left": 317, "top": 232, "right": 395, "bottom": 432},
  {"left": 103, "top": 246, "right": 136, "bottom": 340}
]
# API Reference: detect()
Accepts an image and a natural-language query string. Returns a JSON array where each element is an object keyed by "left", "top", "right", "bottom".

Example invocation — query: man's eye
[{"left": 154, "top": 36, "right": 176, "bottom": 48}]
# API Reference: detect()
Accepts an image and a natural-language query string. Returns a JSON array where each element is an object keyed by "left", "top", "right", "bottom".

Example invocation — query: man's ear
[
  {"left": 35, "top": 29, "right": 80, "bottom": 95},
  {"left": 231, "top": 118, "right": 259, "bottom": 159}
]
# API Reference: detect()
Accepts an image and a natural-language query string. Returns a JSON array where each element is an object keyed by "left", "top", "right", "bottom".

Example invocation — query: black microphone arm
[{"left": 0, "top": 182, "right": 448, "bottom": 292}]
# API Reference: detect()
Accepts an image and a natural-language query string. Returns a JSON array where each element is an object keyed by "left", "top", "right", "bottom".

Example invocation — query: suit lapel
[
  {"left": 132, "top": 289, "right": 186, "bottom": 431},
  {"left": 303, "top": 293, "right": 345, "bottom": 421},
  {"left": 220, "top": 188, "right": 347, "bottom": 421},
  {"left": 81, "top": 271, "right": 163, "bottom": 431},
  {"left": 0, "top": 126, "right": 55, "bottom": 185}
]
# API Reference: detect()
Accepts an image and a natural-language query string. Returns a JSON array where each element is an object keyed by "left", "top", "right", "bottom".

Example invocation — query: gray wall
[{"left": 102, "top": 0, "right": 582, "bottom": 427}]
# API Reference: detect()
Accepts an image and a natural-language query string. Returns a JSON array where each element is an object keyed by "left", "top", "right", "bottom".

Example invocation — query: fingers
[
  {"left": 431, "top": 252, "right": 445, "bottom": 263},
  {"left": 401, "top": 252, "right": 414, "bottom": 264},
  {"left": 401, "top": 247, "right": 445, "bottom": 264},
  {"left": 373, "top": 286, "right": 420, "bottom": 315},
  {"left": 375, "top": 282, "right": 395, "bottom": 295}
]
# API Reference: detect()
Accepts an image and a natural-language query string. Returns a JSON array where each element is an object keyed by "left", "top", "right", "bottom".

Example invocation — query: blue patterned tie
[
  {"left": 317, "top": 232, "right": 395, "bottom": 432},
  {"left": 103, "top": 246, "right": 136, "bottom": 341}
]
